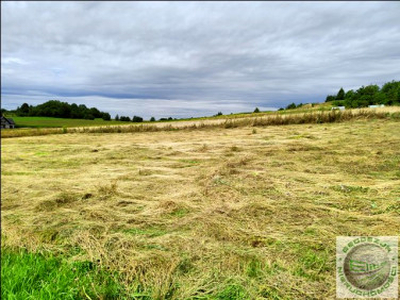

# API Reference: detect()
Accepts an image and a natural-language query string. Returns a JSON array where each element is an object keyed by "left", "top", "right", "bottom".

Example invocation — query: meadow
[
  {"left": 2, "top": 106, "right": 400, "bottom": 139},
  {"left": 4, "top": 102, "right": 332, "bottom": 130},
  {"left": 1, "top": 113, "right": 400, "bottom": 298}
]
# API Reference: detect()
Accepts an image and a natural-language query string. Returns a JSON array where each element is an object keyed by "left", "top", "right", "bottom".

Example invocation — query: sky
[{"left": 1, "top": 1, "right": 400, "bottom": 119}]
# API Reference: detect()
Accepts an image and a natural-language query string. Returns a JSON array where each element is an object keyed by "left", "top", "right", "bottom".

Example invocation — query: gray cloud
[{"left": 2, "top": 1, "right": 400, "bottom": 118}]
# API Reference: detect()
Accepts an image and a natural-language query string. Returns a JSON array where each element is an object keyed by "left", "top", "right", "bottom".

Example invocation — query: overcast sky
[{"left": 2, "top": 1, "right": 400, "bottom": 119}]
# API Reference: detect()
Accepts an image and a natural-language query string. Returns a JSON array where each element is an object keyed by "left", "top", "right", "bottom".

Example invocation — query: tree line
[
  {"left": 115, "top": 115, "right": 144, "bottom": 122},
  {"left": 13, "top": 100, "right": 112, "bottom": 120},
  {"left": 325, "top": 80, "right": 400, "bottom": 108},
  {"left": 5, "top": 100, "right": 157, "bottom": 122},
  {"left": 279, "top": 103, "right": 304, "bottom": 111},
  {"left": 2, "top": 100, "right": 183, "bottom": 123}
]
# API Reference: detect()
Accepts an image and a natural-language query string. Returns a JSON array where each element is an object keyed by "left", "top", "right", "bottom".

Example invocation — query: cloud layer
[{"left": 2, "top": 2, "right": 400, "bottom": 118}]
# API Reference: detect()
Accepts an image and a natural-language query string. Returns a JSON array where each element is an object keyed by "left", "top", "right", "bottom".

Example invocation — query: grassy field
[
  {"left": 2, "top": 106, "right": 400, "bottom": 139},
  {"left": 1, "top": 102, "right": 333, "bottom": 129},
  {"left": 1, "top": 116, "right": 400, "bottom": 298}
]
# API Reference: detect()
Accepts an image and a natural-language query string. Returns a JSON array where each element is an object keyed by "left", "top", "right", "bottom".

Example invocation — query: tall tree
[
  {"left": 18, "top": 103, "right": 31, "bottom": 116},
  {"left": 336, "top": 88, "right": 345, "bottom": 100}
]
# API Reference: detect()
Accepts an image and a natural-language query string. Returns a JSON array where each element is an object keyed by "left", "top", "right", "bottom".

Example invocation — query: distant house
[
  {"left": 368, "top": 104, "right": 385, "bottom": 108},
  {"left": 1, "top": 116, "right": 15, "bottom": 129},
  {"left": 331, "top": 106, "right": 345, "bottom": 111}
]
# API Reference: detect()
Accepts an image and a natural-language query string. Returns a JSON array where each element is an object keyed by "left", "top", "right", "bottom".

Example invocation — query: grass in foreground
[
  {"left": 1, "top": 118, "right": 400, "bottom": 298},
  {"left": 1, "top": 248, "right": 129, "bottom": 299}
]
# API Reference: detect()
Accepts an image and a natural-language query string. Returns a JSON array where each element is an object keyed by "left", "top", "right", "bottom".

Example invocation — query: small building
[
  {"left": 368, "top": 104, "right": 385, "bottom": 108},
  {"left": 331, "top": 106, "right": 345, "bottom": 111},
  {"left": 1, "top": 116, "right": 16, "bottom": 129}
]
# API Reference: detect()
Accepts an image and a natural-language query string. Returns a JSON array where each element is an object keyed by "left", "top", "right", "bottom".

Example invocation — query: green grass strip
[{"left": 1, "top": 247, "right": 128, "bottom": 300}]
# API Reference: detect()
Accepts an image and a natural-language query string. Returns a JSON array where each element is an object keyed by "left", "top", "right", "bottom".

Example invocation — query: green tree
[
  {"left": 325, "top": 95, "right": 336, "bottom": 102},
  {"left": 70, "top": 103, "right": 82, "bottom": 119},
  {"left": 381, "top": 81, "right": 400, "bottom": 105},
  {"left": 120, "top": 116, "right": 131, "bottom": 122},
  {"left": 345, "top": 90, "right": 355, "bottom": 100},
  {"left": 132, "top": 116, "right": 143, "bottom": 122},
  {"left": 336, "top": 88, "right": 345, "bottom": 100},
  {"left": 17, "top": 103, "right": 31, "bottom": 116},
  {"left": 286, "top": 103, "right": 297, "bottom": 110},
  {"left": 253, "top": 107, "right": 260, "bottom": 113},
  {"left": 89, "top": 107, "right": 102, "bottom": 118},
  {"left": 150, "top": 117, "right": 156, "bottom": 122},
  {"left": 13, "top": 100, "right": 112, "bottom": 119},
  {"left": 102, "top": 113, "right": 111, "bottom": 121},
  {"left": 83, "top": 113, "right": 94, "bottom": 120}
]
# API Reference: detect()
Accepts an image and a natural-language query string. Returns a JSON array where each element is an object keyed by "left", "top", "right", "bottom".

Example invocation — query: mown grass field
[{"left": 1, "top": 116, "right": 400, "bottom": 299}]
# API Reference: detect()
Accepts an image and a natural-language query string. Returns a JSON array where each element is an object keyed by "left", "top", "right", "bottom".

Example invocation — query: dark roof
[{"left": 1, "top": 116, "right": 15, "bottom": 125}]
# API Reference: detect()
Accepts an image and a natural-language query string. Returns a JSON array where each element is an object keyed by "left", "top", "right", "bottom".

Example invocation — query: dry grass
[{"left": 1, "top": 117, "right": 400, "bottom": 298}]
